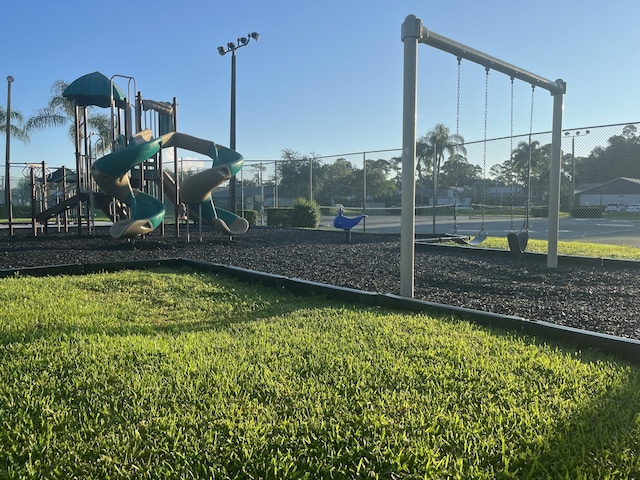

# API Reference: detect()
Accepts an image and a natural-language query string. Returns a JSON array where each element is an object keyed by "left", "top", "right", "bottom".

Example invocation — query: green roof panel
[{"left": 63, "top": 72, "right": 127, "bottom": 108}]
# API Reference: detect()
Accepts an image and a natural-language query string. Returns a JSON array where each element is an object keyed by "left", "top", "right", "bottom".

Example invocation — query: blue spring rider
[{"left": 333, "top": 204, "right": 367, "bottom": 242}]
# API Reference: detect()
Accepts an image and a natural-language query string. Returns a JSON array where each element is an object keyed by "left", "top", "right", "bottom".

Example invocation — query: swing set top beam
[{"left": 402, "top": 14, "right": 566, "bottom": 96}]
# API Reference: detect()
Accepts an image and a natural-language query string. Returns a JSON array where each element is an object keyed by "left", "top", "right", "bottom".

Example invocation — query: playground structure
[
  {"left": 400, "top": 15, "right": 566, "bottom": 297},
  {"left": 31, "top": 71, "right": 248, "bottom": 239}
]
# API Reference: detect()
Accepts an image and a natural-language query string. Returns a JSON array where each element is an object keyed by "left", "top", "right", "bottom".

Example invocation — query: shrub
[
  {"left": 266, "top": 199, "right": 320, "bottom": 228},
  {"left": 291, "top": 198, "right": 320, "bottom": 228},
  {"left": 265, "top": 207, "right": 292, "bottom": 227},
  {"left": 571, "top": 206, "right": 602, "bottom": 218},
  {"left": 242, "top": 210, "right": 258, "bottom": 225}
]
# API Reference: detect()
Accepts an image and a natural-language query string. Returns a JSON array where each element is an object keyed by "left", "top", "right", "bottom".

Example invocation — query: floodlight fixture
[{"left": 217, "top": 31, "right": 260, "bottom": 57}]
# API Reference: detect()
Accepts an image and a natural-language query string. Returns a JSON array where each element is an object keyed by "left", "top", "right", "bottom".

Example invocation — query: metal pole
[
  {"left": 309, "top": 156, "right": 313, "bottom": 202},
  {"left": 240, "top": 167, "right": 244, "bottom": 214},
  {"left": 400, "top": 15, "right": 420, "bottom": 298},
  {"left": 41, "top": 160, "right": 47, "bottom": 210},
  {"left": 418, "top": 26, "right": 564, "bottom": 95},
  {"left": 228, "top": 51, "right": 237, "bottom": 213},
  {"left": 362, "top": 152, "right": 366, "bottom": 232},
  {"left": 260, "top": 161, "right": 264, "bottom": 226},
  {"left": 432, "top": 147, "right": 437, "bottom": 234},
  {"left": 274, "top": 160, "right": 278, "bottom": 207},
  {"left": 173, "top": 96, "right": 180, "bottom": 238},
  {"left": 218, "top": 34, "right": 259, "bottom": 214},
  {"left": 62, "top": 166, "right": 69, "bottom": 232},
  {"left": 5, "top": 76, "right": 14, "bottom": 235},
  {"left": 547, "top": 82, "right": 566, "bottom": 268},
  {"left": 29, "top": 166, "right": 36, "bottom": 236},
  {"left": 571, "top": 136, "right": 575, "bottom": 212},
  {"left": 74, "top": 105, "right": 83, "bottom": 235}
]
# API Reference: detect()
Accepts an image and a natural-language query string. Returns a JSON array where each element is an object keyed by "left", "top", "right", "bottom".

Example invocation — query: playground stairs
[{"left": 35, "top": 192, "right": 114, "bottom": 224}]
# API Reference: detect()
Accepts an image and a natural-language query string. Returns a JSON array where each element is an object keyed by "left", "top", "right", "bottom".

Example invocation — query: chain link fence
[
  {"left": 236, "top": 122, "right": 640, "bottom": 249},
  {"left": 2, "top": 122, "right": 640, "bottom": 250}
]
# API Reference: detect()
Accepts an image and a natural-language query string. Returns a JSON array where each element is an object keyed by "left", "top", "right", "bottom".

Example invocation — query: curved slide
[{"left": 92, "top": 129, "right": 248, "bottom": 239}]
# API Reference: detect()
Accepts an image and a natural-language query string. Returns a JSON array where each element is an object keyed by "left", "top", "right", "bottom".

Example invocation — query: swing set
[
  {"left": 400, "top": 14, "right": 566, "bottom": 298},
  {"left": 449, "top": 62, "right": 537, "bottom": 253}
]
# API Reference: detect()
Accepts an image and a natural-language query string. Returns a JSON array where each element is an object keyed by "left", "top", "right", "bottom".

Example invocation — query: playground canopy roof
[{"left": 63, "top": 72, "right": 127, "bottom": 108}]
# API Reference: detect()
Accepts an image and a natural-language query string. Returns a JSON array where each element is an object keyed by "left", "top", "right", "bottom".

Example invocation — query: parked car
[
  {"left": 604, "top": 203, "right": 625, "bottom": 212},
  {"left": 626, "top": 204, "right": 640, "bottom": 213}
]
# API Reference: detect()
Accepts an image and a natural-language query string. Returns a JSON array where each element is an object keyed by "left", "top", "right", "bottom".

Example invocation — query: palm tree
[
  {"left": 417, "top": 123, "right": 466, "bottom": 205},
  {"left": 25, "top": 79, "right": 111, "bottom": 147},
  {"left": 0, "top": 105, "right": 30, "bottom": 143}
]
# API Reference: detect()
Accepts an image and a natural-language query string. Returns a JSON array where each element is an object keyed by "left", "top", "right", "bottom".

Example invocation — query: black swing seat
[{"left": 507, "top": 231, "right": 529, "bottom": 254}]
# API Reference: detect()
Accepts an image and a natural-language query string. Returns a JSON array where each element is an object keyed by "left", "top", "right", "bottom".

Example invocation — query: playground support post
[
  {"left": 172, "top": 97, "right": 180, "bottom": 238},
  {"left": 73, "top": 105, "right": 83, "bottom": 235},
  {"left": 547, "top": 89, "right": 565, "bottom": 268},
  {"left": 400, "top": 17, "right": 419, "bottom": 298},
  {"left": 5, "top": 75, "right": 14, "bottom": 235},
  {"left": 29, "top": 166, "right": 36, "bottom": 236}
]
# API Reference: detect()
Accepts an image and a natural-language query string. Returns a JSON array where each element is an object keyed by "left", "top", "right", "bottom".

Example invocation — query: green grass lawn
[
  {"left": 1, "top": 269, "right": 639, "bottom": 479},
  {"left": 471, "top": 237, "right": 640, "bottom": 260}
]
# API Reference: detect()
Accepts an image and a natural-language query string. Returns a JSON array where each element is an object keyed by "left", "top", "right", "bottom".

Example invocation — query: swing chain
[
  {"left": 524, "top": 85, "right": 536, "bottom": 230},
  {"left": 452, "top": 57, "right": 463, "bottom": 234},
  {"left": 456, "top": 57, "right": 462, "bottom": 137},
  {"left": 529, "top": 84, "right": 535, "bottom": 139},
  {"left": 509, "top": 76, "right": 515, "bottom": 230},
  {"left": 481, "top": 67, "right": 489, "bottom": 228}
]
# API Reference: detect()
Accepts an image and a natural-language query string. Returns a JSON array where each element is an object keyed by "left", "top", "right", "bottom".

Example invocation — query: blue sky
[{"left": 3, "top": 0, "right": 639, "bottom": 169}]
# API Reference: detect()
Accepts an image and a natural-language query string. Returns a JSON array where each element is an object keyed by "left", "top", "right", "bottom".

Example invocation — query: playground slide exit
[{"left": 92, "top": 129, "right": 248, "bottom": 238}]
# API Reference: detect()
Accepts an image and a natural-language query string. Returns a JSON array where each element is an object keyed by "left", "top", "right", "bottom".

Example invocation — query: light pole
[
  {"left": 564, "top": 129, "right": 589, "bottom": 212},
  {"left": 218, "top": 31, "right": 260, "bottom": 214},
  {"left": 5, "top": 75, "right": 14, "bottom": 235}
]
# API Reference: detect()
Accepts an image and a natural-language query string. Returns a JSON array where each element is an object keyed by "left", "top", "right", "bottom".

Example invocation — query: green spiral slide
[{"left": 92, "top": 129, "right": 249, "bottom": 239}]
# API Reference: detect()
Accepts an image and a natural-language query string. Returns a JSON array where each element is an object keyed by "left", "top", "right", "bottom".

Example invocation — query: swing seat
[
  {"left": 451, "top": 230, "right": 487, "bottom": 246},
  {"left": 466, "top": 230, "right": 488, "bottom": 246},
  {"left": 507, "top": 231, "right": 529, "bottom": 254}
]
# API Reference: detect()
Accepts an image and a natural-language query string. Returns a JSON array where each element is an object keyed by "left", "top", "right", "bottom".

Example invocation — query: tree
[
  {"left": 359, "top": 159, "right": 397, "bottom": 205},
  {"left": 441, "top": 154, "right": 480, "bottom": 188},
  {"left": 25, "top": 80, "right": 111, "bottom": 148},
  {"left": 315, "top": 158, "right": 356, "bottom": 206},
  {"left": 277, "top": 149, "right": 322, "bottom": 202},
  {"left": 417, "top": 124, "right": 466, "bottom": 205},
  {"left": 577, "top": 125, "right": 640, "bottom": 184},
  {"left": 389, "top": 156, "right": 402, "bottom": 190},
  {"left": 510, "top": 139, "right": 550, "bottom": 204},
  {"left": 0, "top": 105, "right": 29, "bottom": 143}
]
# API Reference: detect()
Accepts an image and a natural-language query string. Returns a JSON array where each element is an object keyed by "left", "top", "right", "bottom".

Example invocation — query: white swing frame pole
[
  {"left": 547, "top": 90, "right": 565, "bottom": 268},
  {"left": 400, "top": 14, "right": 566, "bottom": 297},
  {"left": 400, "top": 15, "right": 421, "bottom": 298}
]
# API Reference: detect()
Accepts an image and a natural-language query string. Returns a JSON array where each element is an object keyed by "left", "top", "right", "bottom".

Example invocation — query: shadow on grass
[{"left": 514, "top": 367, "right": 640, "bottom": 477}]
